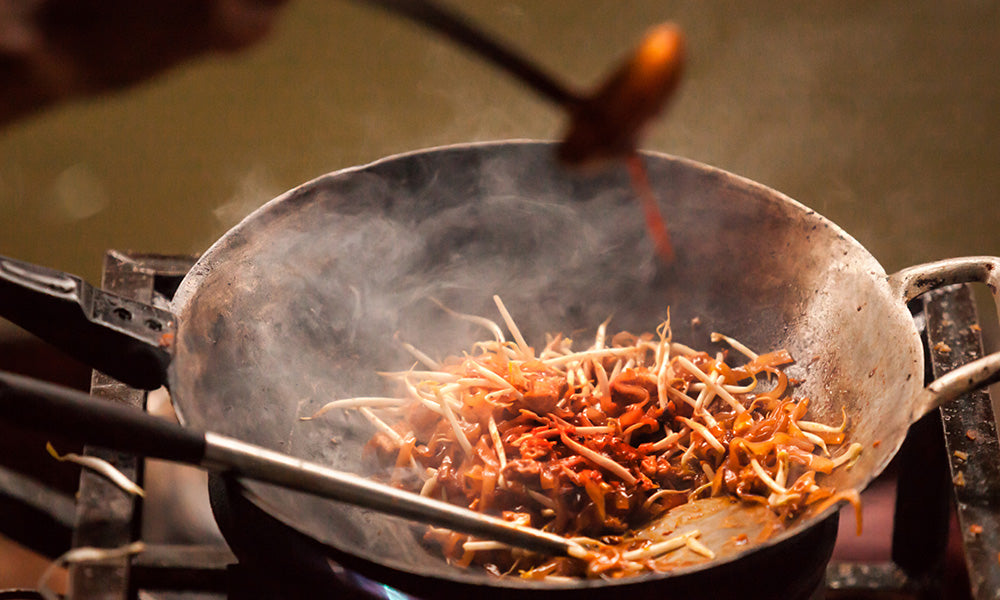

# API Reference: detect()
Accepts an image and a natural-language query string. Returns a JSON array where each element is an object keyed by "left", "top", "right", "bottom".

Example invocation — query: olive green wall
[{"left": 2, "top": 1, "right": 998, "bottom": 341}]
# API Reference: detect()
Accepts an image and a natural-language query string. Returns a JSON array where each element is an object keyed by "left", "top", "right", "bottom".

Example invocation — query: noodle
[{"left": 309, "top": 299, "right": 860, "bottom": 578}]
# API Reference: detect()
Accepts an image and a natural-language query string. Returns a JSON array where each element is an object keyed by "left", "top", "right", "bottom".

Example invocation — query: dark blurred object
[
  {"left": 0, "top": 337, "right": 90, "bottom": 493},
  {"left": 0, "top": 0, "right": 288, "bottom": 126},
  {"left": 0, "top": 338, "right": 89, "bottom": 565}
]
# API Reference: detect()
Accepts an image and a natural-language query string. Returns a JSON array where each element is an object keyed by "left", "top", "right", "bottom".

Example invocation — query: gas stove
[{"left": 0, "top": 250, "right": 996, "bottom": 599}]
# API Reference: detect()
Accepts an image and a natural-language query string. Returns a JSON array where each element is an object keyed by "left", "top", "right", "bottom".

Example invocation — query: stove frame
[{"left": 0, "top": 250, "right": 997, "bottom": 599}]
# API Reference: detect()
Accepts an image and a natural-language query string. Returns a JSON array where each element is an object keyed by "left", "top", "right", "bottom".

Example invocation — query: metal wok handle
[
  {"left": 888, "top": 256, "right": 1000, "bottom": 420},
  {"left": 0, "top": 255, "right": 173, "bottom": 390}
]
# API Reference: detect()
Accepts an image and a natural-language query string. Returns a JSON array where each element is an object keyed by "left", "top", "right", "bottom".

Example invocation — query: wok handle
[
  {"left": 0, "top": 370, "right": 205, "bottom": 463},
  {"left": 0, "top": 255, "right": 173, "bottom": 390},
  {"left": 0, "top": 370, "right": 581, "bottom": 558},
  {"left": 889, "top": 256, "right": 1000, "bottom": 320},
  {"left": 888, "top": 256, "right": 1000, "bottom": 419}
]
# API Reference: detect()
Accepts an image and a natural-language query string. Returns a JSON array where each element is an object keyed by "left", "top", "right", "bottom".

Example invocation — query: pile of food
[{"left": 307, "top": 297, "right": 861, "bottom": 578}]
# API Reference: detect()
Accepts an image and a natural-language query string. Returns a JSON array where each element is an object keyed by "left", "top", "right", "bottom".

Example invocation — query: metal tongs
[
  {"left": 0, "top": 370, "right": 585, "bottom": 558},
  {"left": 363, "top": 0, "right": 685, "bottom": 166}
]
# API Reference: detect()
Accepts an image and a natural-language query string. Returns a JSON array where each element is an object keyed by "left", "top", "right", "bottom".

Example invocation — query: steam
[
  {"left": 171, "top": 147, "right": 666, "bottom": 462},
  {"left": 46, "top": 163, "right": 108, "bottom": 223},
  {"left": 245, "top": 165, "right": 657, "bottom": 410},
  {"left": 211, "top": 166, "right": 283, "bottom": 236},
  {"left": 167, "top": 142, "right": 907, "bottom": 572}
]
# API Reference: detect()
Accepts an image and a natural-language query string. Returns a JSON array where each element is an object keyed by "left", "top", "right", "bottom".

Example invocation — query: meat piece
[
  {"left": 522, "top": 374, "right": 567, "bottom": 414},
  {"left": 503, "top": 458, "right": 542, "bottom": 483},
  {"left": 365, "top": 432, "right": 399, "bottom": 464},
  {"left": 519, "top": 436, "right": 553, "bottom": 460}
]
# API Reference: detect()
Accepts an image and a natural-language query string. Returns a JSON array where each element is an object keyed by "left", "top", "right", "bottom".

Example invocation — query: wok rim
[{"left": 166, "top": 139, "right": 917, "bottom": 590}]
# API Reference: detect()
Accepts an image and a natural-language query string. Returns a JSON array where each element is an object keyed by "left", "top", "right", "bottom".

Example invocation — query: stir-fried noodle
[{"left": 306, "top": 296, "right": 861, "bottom": 578}]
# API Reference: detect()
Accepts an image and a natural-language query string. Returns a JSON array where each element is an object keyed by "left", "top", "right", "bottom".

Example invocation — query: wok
[{"left": 1, "top": 140, "right": 999, "bottom": 595}]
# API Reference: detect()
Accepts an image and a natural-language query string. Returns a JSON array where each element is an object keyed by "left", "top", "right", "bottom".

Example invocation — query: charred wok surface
[{"left": 167, "top": 142, "right": 923, "bottom": 589}]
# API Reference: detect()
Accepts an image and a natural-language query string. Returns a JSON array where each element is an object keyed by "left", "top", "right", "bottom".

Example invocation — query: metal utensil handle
[
  {"left": 361, "top": 0, "right": 580, "bottom": 107},
  {"left": 0, "top": 370, "right": 576, "bottom": 558},
  {"left": 202, "top": 434, "right": 577, "bottom": 557},
  {"left": 0, "top": 370, "right": 205, "bottom": 463},
  {"left": 0, "top": 255, "right": 173, "bottom": 390},
  {"left": 888, "top": 256, "right": 1000, "bottom": 420}
]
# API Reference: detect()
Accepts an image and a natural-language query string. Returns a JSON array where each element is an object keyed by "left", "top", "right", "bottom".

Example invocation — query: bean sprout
[{"left": 305, "top": 298, "right": 861, "bottom": 578}]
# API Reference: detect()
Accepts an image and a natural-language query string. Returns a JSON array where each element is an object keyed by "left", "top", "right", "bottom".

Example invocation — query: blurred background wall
[
  {"left": 0, "top": 0, "right": 998, "bottom": 339},
  {"left": 0, "top": 0, "right": 998, "bottom": 589}
]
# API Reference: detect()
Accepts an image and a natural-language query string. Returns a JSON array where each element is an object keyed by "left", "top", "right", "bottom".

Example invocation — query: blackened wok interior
[{"left": 167, "top": 142, "right": 924, "bottom": 588}]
